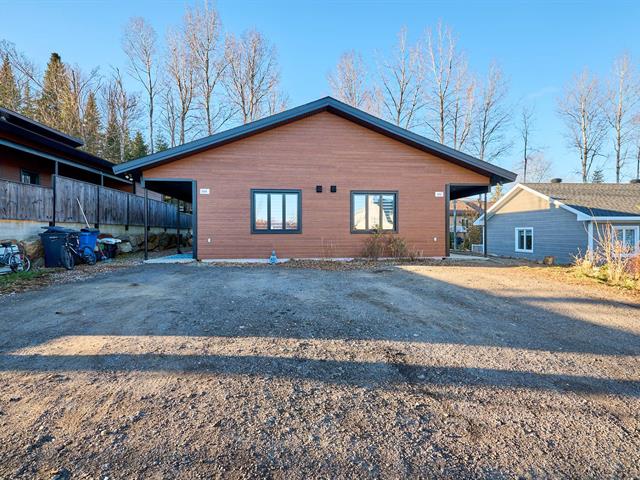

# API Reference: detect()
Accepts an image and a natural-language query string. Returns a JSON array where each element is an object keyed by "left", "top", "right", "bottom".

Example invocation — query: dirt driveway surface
[{"left": 1, "top": 262, "right": 639, "bottom": 478}]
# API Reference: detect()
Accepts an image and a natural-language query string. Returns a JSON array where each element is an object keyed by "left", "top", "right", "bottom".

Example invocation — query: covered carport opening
[
  {"left": 141, "top": 178, "right": 197, "bottom": 261},
  {"left": 446, "top": 183, "right": 491, "bottom": 257}
]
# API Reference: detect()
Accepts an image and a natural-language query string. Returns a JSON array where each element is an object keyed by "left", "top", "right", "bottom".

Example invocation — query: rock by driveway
[{"left": 0, "top": 263, "right": 638, "bottom": 478}]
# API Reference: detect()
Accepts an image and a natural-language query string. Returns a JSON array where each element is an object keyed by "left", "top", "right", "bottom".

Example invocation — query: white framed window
[
  {"left": 515, "top": 227, "right": 533, "bottom": 253},
  {"left": 612, "top": 225, "right": 639, "bottom": 254}
]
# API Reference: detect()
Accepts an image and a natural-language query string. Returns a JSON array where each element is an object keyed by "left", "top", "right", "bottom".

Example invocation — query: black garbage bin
[{"left": 39, "top": 226, "right": 78, "bottom": 268}]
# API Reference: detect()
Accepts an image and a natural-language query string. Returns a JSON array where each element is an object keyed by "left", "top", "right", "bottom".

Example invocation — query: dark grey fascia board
[
  {"left": 0, "top": 139, "right": 130, "bottom": 184},
  {"left": 0, "top": 107, "right": 84, "bottom": 147},
  {"left": 0, "top": 117, "right": 119, "bottom": 172},
  {"left": 114, "top": 96, "right": 517, "bottom": 185}
]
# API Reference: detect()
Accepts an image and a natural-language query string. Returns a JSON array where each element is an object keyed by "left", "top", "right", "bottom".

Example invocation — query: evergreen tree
[
  {"left": 0, "top": 54, "right": 21, "bottom": 110},
  {"left": 20, "top": 82, "right": 36, "bottom": 118},
  {"left": 38, "top": 52, "right": 74, "bottom": 132},
  {"left": 102, "top": 99, "right": 122, "bottom": 163},
  {"left": 591, "top": 169, "right": 605, "bottom": 184},
  {"left": 127, "top": 131, "right": 149, "bottom": 160},
  {"left": 154, "top": 136, "right": 169, "bottom": 152},
  {"left": 82, "top": 91, "right": 102, "bottom": 155}
]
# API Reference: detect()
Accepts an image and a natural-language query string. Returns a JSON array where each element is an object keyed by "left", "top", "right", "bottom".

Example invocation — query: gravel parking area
[{"left": 0, "top": 262, "right": 638, "bottom": 478}]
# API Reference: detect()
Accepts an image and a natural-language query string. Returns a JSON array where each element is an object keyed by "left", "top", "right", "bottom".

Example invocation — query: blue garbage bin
[{"left": 79, "top": 228, "right": 99, "bottom": 254}]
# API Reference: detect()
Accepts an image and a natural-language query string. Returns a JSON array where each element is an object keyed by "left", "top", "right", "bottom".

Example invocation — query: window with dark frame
[
  {"left": 20, "top": 169, "right": 40, "bottom": 185},
  {"left": 251, "top": 190, "right": 301, "bottom": 233},
  {"left": 351, "top": 192, "right": 397, "bottom": 233}
]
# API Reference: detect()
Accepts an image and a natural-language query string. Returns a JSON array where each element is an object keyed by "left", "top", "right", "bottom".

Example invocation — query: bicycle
[
  {"left": 60, "top": 234, "right": 96, "bottom": 270},
  {"left": 0, "top": 242, "right": 31, "bottom": 273}
]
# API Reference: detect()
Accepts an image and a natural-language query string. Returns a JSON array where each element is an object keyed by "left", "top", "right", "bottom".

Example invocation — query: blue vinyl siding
[{"left": 486, "top": 189, "right": 589, "bottom": 264}]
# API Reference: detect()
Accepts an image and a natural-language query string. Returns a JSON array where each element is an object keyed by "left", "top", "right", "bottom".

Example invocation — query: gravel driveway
[{"left": 0, "top": 262, "right": 639, "bottom": 478}]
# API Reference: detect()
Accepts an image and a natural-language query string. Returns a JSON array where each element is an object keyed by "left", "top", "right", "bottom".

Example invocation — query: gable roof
[
  {"left": 521, "top": 182, "right": 640, "bottom": 217},
  {"left": 475, "top": 182, "right": 640, "bottom": 225},
  {"left": 113, "top": 96, "right": 516, "bottom": 185}
]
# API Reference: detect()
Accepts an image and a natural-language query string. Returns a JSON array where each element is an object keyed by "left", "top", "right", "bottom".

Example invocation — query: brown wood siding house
[
  {"left": 0, "top": 107, "right": 164, "bottom": 199},
  {"left": 0, "top": 107, "right": 133, "bottom": 191},
  {"left": 115, "top": 97, "right": 516, "bottom": 260}
]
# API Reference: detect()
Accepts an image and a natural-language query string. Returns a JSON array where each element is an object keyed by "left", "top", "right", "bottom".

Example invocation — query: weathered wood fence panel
[
  {"left": 1, "top": 175, "right": 191, "bottom": 228},
  {"left": 0, "top": 179, "right": 53, "bottom": 221},
  {"left": 98, "top": 186, "right": 128, "bottom": 225},
  {"left": 55, "top": 175, "right": 98, "bottom": 224},
  {"left": 128, "top": 195, "right": 145, "bottom": 225}
]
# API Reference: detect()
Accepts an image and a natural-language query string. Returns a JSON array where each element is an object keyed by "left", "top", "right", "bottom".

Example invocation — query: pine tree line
[{"left": 0, "top": 50, "right": 152, "bottom": 163}]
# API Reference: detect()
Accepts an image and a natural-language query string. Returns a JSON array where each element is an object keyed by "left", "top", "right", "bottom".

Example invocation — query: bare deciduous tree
[
  {"left": 67, "top": 65, "right": 100, "bottom": 138},
  {"left": 423, "top": 23, "right": 459, "bottom": 143},
  {"left": 517, "top": 105, "right": 543, "bottom": 182},
  {"left": 267, "top": 88, "right": 288, "bottom": 116},
  {"left": 224, "top": 30, "right": 281, "bottom": 124},
  {"left": 377, "top": 27, "right": 424, "bottom": 129},
  {"left": 184, "top": 3, "right": 230, "bottom": 135},
  {"left": 474, "top": 63, "right": 511, "bottom": 162},
  {"left": 515, "top": 151, "right": 552, "bottom": 183},
  {"left": 558, "top": 69, "right": 608, "bottom": 182},
  {"left": 123, "top": 17, "right": 158, "bottom": 153},
  {"left": 634, "top": 114, "right": 640, "bottom": 179},
  {"left": 328, "top": 50, "right": 371, "bottom": 109},
  {"left": 106, "top": 68, "right": 139, "bottom": 162},
  {"left": 0, "top": 40, "right": 42, "bottom": 90},
  {"left": 166, "top": 26, "right": 195, "bottom": 145},
  {"left": 606, "top": 53, "right": 639, "bottom": 182},
  {"left": 160, "top": 81, "right": 178, "bottom": 148},
  {"left": 450, "top": 61, "right": 475, "bottom": 150}
]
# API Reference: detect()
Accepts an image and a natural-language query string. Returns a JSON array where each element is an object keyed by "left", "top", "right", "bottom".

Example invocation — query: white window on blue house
[
  {"left": 613, "top": 225, "right": 639, "bottom": 254},
  {"left": 515, "top": 228, "right": 533, "bottom": 253}
]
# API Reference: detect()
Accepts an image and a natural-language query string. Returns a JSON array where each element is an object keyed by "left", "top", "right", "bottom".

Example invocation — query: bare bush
[
  {"left": 361, "top": 231, "right": 411, "bottom": 259},
  {"left": 361, "top": 230, "right": 387, "bottom": 259},
  {"left": 573, "top": 224, "right": 639, "bottom": 288}
]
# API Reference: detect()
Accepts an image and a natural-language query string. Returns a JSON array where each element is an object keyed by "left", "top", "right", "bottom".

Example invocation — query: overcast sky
[{"left": 2, "top": 0, "right": 639, "bottom": 182}]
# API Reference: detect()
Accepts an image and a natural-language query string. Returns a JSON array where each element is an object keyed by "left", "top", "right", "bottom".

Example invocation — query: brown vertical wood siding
[{"left": 144, "top": 111, "right": 489, "bottom": 259}]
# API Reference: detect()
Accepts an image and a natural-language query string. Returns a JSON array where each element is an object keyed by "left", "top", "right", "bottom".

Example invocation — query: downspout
[
  {"left": 52, "top": 161, "right": 58, "bottom": 226},
  {"left": 143, "top": 183, "right": 149, "bottom": 261},
  {"left": 483, "top": 193, "right": 488, "bottom": 257},
  {"left": 588, "top": 220, "right": 594, "bottom": 261},
  {"left": 452, "top": 199, "right": 457, "bottom": 252}
]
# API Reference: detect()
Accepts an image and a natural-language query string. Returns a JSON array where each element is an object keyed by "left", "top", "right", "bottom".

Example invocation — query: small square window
[
  {"left": 21, "top": 170, "right": 40, "bottom": 185},
  {"left": 351, "top": 192, "right": 397, "bottom": 233}
]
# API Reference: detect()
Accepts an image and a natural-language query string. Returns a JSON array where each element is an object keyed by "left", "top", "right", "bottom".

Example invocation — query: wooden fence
[
  {"left": 0, "top": 176, "right": 192, "bottom": 229},
  {"left": 0, "top": 180, "right": 54, "bottom": 222}
]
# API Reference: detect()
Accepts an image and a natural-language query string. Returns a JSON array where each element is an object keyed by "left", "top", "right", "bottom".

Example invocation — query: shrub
[
  {"left": 361, "top": 230, "right": 387, "bottom": 259},
  {"left": 387, "top": 235, "right": 408, "bottom": 258},
  {"left": 572, "top": 226, "right": 639, "bottom": 290},
  {"left": 361, "top": 231, "right": 412, "bottom": 259}
]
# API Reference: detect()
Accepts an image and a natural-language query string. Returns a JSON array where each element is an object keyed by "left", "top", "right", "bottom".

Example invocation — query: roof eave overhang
[
  {"left": 114, "top": 98, "right": 517, "bottom": 185},
  {"left": 0, "top": 138, "right": 130, "bottom": 184},
  {"left": 0, "top": 117, "right": 119, "bottom": 174}
]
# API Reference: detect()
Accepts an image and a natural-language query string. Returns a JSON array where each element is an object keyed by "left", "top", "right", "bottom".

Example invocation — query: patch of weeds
[{"left": 0, "top": 269, "right": 50, "bottom": 293}]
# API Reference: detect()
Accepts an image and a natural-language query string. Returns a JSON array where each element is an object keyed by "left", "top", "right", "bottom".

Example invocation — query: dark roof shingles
[{"left": 523, "top": 183, "right": 640, "bottom": 217}]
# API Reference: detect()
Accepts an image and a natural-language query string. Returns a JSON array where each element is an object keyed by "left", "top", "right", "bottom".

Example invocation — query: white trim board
[{"left": 474, "top": 183, "right": 640, "bottom": 225}]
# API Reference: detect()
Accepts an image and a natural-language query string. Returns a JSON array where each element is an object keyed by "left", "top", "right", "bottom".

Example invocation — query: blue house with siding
[{"left": 475, "top": 181, "right": 640, "bottom": 264}]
